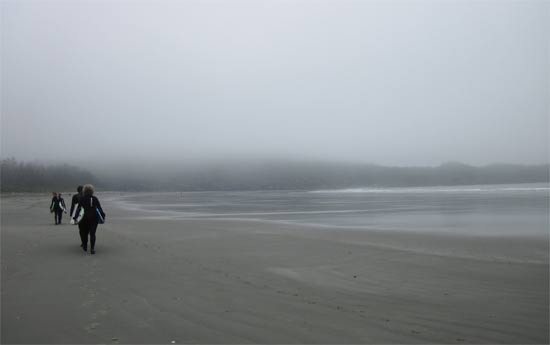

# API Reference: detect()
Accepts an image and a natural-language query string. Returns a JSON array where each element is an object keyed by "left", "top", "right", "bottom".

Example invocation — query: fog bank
[
  {"left": 1, "top": 0, "right": 548, "bottom": 166},
  {"left": 2, "top": 158, "right": 548, "bottom": 192}
]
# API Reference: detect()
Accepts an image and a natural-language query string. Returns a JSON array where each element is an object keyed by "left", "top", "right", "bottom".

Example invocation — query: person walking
[
  {"left": 57, "top": 193, "right": 67, "bottom": 224},
  {"left": 49, "top": 192, "right": 57, "bottom": 223},
  {"left": 49, "top": 192, "right": 66, "bottom": 225},
  {"left": 73, "top": 184, "right": 106, "bottom": 255},
  {"left": 69, "top": 185, "right": 83, "bottom": 225}
]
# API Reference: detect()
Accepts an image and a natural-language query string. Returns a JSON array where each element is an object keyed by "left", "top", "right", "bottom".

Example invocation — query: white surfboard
[
  {"left": 70, "top": 204, "right": 78, "bottom": 220},
  {"left": 74, "top": 207, "right": 85, "bottom": 224}
]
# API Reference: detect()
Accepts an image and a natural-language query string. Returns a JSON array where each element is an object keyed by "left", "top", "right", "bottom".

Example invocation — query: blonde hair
[{"left": 82, "top": 184, "right": 95, "bottom": 196}]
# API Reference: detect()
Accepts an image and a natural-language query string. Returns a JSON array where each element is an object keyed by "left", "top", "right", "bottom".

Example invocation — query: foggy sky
[{"left": 1, "top": 0, "right": 548, "bottom": 166}]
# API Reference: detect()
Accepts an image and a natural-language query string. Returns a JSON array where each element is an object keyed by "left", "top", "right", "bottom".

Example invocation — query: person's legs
[
  {"left": 78, "top": 223, "right": 89, "bottom": 251},
  {"left": 55, "top": 210, "right": 62, "bottom": 224},
  {"left": 89, "top": 222, "right": 98, "bottom": 254}
]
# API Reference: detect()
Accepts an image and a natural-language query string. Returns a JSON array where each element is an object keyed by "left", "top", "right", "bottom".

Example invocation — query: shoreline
[{"left": 108, "top": 192, "right": 549, "bottom": 265}]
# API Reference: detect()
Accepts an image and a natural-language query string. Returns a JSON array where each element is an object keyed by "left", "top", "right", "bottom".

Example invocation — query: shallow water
[{"left": 114, "top": 183, "right": 549, "bottom": 237}]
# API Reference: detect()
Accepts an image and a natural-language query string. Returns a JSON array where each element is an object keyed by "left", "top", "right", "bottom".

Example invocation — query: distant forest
[
  {"left": 1, "top": 158, "right": 548, "bottom": 193},
  {"left": 0, "top": 158, "right": 97, "bottom": 193}
]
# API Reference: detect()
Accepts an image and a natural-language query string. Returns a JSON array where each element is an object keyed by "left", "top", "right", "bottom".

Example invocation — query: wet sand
[{"left": 1, "top": 194, "right": 548, "bottom": 344}]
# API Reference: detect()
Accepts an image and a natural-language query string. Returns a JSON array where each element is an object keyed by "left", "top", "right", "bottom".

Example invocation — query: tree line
[
  {"left": 1, "top": 158, "right": 97, "bottom": 193},
  {"left": 1, "top": 158, "right": 548, "bottom": 192},
  {"left": 132, "top": 161, "right": 549, "bottom": 191}
]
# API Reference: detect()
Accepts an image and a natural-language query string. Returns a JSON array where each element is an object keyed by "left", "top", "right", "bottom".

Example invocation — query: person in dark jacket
[
  {"left": 69, "top": 185, "right": 83, "bottom": 225},
  {"left": 50, "top": 192, "right": 66, "bottom": 225},
  {"left": 74, "top": 184, "right": 105, "bottom": 254},
  {"left": 49, "top": 192, "right": 57, "bottom": 222}
]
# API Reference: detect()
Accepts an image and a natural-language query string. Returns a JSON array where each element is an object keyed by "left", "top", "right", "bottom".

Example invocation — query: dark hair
[{"left": 77, "top": 185, "right": 83, "bottom": 193}]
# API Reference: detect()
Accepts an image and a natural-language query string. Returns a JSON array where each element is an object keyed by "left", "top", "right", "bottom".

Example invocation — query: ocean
[{"left": 113, "top": 183, "right": 549, "bottom": 237}]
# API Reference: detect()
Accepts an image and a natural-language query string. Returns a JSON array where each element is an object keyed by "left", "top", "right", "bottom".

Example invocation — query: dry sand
[{"left": 1, "top": 194, "right": 548, "bottom": 344}]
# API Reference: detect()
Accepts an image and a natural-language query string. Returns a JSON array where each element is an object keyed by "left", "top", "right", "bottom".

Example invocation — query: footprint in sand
[
  {"left": 84, "top": 322, "right": 100, "bottom": 332},
  {"left": 82, "top": 300, "right": 94, "bottom": 307},
  {"left": 98, "top": 305, "right": 110, "bottom": 315}
]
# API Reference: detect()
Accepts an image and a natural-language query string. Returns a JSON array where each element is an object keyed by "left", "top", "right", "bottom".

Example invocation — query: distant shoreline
[
  {"left": 2, "top": 181, "right": 549, "bottom": 195},
  {"left": 2, "top": 157, "right": 549, "bottom": 193}
]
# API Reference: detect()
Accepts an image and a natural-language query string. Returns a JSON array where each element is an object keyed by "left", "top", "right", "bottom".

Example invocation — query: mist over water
[{"left": 0, "top": 0, "right": 548, "bottom": 193}]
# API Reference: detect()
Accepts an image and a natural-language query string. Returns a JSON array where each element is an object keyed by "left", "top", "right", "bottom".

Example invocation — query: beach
[{"left": 1, "top": 192, "right": 548, "bottom": 344}]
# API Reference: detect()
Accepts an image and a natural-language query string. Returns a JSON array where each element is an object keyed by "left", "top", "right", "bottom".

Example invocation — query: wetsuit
[
  {"left": 50, "top": 197, "right": 66, "bottom": 224},
  {"left": 69, "top": 193, "right": 81, "bottom": 223},
  {"left": 74, "top": 195, "right": 106, "bottom": 253}
]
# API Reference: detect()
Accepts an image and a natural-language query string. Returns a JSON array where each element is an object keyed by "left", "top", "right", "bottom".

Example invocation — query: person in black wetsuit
[
  {"left": 69, "top": 185, "right": 83, "bottom": 225},
  {"left": 57, "top": 193, "right": 67, "bottom": 224},
  {"left": 49, "top": 192, "right": 57, "bottom": 223},
  {"left": 50, "top": 192, "right": 66, "bottom": 225},
  {"left": 74, "top": 184, "right": 106, "bottom": 255}
]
